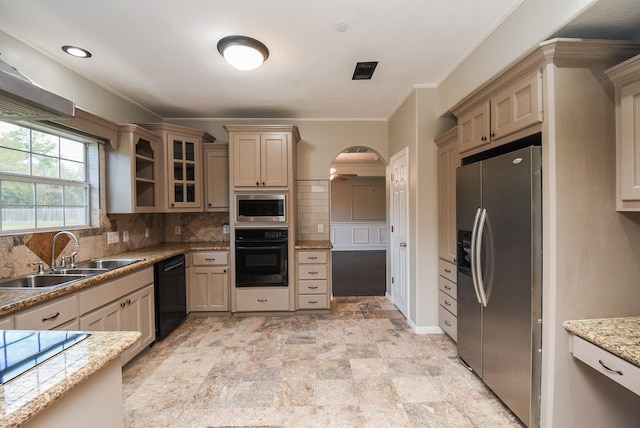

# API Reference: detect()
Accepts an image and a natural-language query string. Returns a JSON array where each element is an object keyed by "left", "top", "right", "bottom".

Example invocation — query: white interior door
[{"left": 390, "top": 148, "right": 409, "bottom": 318}]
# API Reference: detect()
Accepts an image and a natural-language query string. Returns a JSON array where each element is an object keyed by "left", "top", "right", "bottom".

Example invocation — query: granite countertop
[
  {"left": 564, "top": 317, "right": 640, "bottom": 367},
  {"left": 0, "top": 330, "right": 141, "bottom": 427},
  {"left": 0, "top": 241, "right": 229, "bottom": 318},
  {"left": 295, "top": 240, "right": 333, "bottom": 250}
]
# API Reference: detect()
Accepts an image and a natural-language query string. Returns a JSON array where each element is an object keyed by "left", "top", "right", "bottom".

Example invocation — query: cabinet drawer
[
  {"left": 192, "top": 251, "right": 228, "bottom": 266},
  {"left": 235, "top": 288, "right": 289, "bottom": 312},
  {"left": 571, "top": 335, "right": 640, "bottom": 396},
  {"left": 79, "top": 268, "right": 153, "bottom": 315},
  {"left": 297, "top": 251, "right": 327, "bottom": 264},
  {"left": 438, "top": 258, "right": 456, "bottom": 283},
  {"left": 15, "top": 295, "right": 78, "bottom": 330},
  {"left": 438, "top": 276, "right": 457, "bottom": 299},
  {"left": 298, "top": 265, "right": 327, "bottom": 280},
  {"left": 298, "top": 294, "right": 329, "bottom": 309},
  {"left": 438, "top": 290, "right": 457, "bottom": 316},
  {"left": 438, "top": 305, "right": 457, "bottom": 342},
  {"left": 298, "top": 279, "right": 328, "bottom": 295}
]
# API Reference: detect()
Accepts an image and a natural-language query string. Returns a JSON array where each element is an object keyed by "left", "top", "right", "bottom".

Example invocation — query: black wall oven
[{"left": 235, "top": 228, "right": 288, "bottom": 287}]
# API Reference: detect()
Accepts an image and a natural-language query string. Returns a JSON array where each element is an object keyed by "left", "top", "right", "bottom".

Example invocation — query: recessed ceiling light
[
  {"left": 217, "top": 36, "right": 269, "bottom": 71},
  {"left": 335, "top": 23, "right": 348, "bottom": 33},
  {"left": 62, "top": 45, "right": 92, "bottom": 58}
]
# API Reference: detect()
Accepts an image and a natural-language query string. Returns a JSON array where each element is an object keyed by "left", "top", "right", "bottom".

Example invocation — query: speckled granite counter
[
  {"left": 0, "top": 241, "right": 229, "bottom": 317},
  {"left": 0, "top": 330, "right": 141, "bottom": 427},
  {"left": 564, "top": 317, "right": 640, "bottom": 368},
  {"left": 295, "top": 240, "right": 333, "bottom": 250}
]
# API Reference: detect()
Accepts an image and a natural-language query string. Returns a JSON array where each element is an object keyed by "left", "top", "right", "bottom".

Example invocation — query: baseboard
[{"left": 408, "top": 318, "right": 444, "bottom": 335}]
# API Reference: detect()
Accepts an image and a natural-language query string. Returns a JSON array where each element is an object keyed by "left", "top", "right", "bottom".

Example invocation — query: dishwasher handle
[{"left": 163, "top": 260, "right": 185, "bottom": 272}]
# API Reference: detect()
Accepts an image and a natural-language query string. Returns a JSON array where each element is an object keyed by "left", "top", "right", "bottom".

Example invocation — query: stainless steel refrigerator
[{"left": 456, "top": 144, "right": 542, "bottom": 428}]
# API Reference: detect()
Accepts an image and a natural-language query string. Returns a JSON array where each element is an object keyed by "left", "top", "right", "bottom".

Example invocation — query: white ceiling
[
  {"left": 0, "top": 1, "right": 638, "bottom": 122},
  {"left": 0, "top": 0, "right": 527, "bottom": 120}
]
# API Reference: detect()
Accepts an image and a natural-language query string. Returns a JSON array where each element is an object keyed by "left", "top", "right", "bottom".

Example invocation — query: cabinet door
[
  {"left": 204, "top": 147, "right": 229, "bottom": 211},
  {"left": 0, "top": 317, "right": 13, "bottom": 329},
  {"left": 189, "top": 267, "right": 229, "bottom": 311},
  {"left": 490, "top": 70, "right": 543, "bottom": 140},
  {"left": 167, "top": 133, "right": 202, "bottom": 209},
  {"left": 618, "top": 79, "right": 640, "bottom": 205},
  {"left": 79, "top": 300, "right": 123, "bottom": 332},
  {"left": 123, "top": 284, "right": 155, "bottom": 361},
  {"left": 437, "top": 135, "right": 459, "bottom": 259},
  {"left": 233, "top": 134, "right": 261, "bottom": 187},
  {"left": 261, "top": 133, "right": 288, "bottom": 187},
  {"left": 458, "top": 102, "right": 490, "bottom": 154}
]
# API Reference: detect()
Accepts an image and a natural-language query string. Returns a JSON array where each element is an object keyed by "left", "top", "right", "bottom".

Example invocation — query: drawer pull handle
[
  {"left": 308, "top": 257, "right": 318, "bottom": 260},
  {"left": 308, "top": 300, "right": 318, "bottom": 304},
  {"left": 599, "top": 359, "right": 623, "bottom": 376},
  {"left": 444, "top": 268, "right": 451, "bottom": 273},
  {"left": 309, "top": 286, "right": 318, "bottom": 289},
  {"left": 257, "top": 299, "right": 268, "bottom": 303},
  {"left": 444, "top": 320, "right": 452, "bottom": 327},
  {"left": 444, "top": 285, "right": 451, "bottom": 290},
  {"left": 444, "top": 300, "right": 451, "bottom": 306},
  {"left": 42, "top": 312, "right": 60, "bottom": 322},
  {"left": 309, "top": 271, "right": 318, "bottom": 275},
  {"left": 205, "top": 258, "right": 216, "bottom": 261}
]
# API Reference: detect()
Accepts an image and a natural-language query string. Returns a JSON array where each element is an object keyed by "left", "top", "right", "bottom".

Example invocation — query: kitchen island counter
[
  {"left": 564, "top": 316, "right": 640, "bottom": 367},
  {"left": 0, "top": 330, "right": 140, "bottom": 427}
]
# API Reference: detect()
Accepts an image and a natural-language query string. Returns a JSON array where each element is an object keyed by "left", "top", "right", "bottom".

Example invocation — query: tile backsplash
[
  {"left": 297, "top": 179, "right": 330, "bottom": 241},
  {"left": 0, "top": 212, "right": 229, "bottom": 280}
]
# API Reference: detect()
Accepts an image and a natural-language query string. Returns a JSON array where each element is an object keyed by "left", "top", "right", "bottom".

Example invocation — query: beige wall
[{"left": 330, "top": 177, "right": 385, "bottom": 222}]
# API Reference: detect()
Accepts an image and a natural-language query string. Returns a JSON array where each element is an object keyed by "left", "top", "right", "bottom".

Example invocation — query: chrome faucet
[{"left": 51, "top": 231, "right": 80, "bottom": 270}]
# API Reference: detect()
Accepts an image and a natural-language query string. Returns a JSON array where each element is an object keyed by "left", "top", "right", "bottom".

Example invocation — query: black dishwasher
[{"left": 154, "top": 254, "right": 186, "bottom": 340}]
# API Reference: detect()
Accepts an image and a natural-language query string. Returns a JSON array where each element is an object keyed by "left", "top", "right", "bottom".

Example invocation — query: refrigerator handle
[
  {"left": 476, "top": 208, "right": 489, "bottom": 307},
  {"left": 470, "top": 208, "right": 483, "bottom": 304}
]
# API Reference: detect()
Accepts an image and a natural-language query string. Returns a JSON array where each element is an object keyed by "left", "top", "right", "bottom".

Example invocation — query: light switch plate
[
  {"left": 223, "top": 224, "right": 230, "bottom": 234},
  {"left": 107, "top": 231, "right": 119, "bottom": 244}
]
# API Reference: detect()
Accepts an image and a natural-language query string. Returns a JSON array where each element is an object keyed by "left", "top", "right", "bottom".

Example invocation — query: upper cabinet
[
  {"left": 107, "top": 125, "right": 162, "bottom": 213},
  {"left": 607, "top": 54, "right": 640, "bottom": 211},
  {"left": 456, "top": 70, "right": 543, "bottom": 156},
  {"left": 203, "top": 143, "right": 229, "bottom": 211},
  {"left": 141, "top": 123, "right": 215, "bottom": 212},
  {"left": 225, "top": 125, "right": 299, "bottom": 189}
]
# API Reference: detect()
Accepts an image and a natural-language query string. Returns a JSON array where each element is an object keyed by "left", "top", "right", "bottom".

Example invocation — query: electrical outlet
[
  {"left": 223, "top": 224, "right": 230, "bottom": 234},
  {"left": 144, "top": 228, "right": 150, "bottom": 238},
  {"left": 317, "top": 223, "right": 324, "bottom": 233},
  {"left": 107, "top": 231, "right": 119, "bottom": 244},
  {"left": 123, "top": 231, "right": 129, "bottom": 242},
  {"left": 175, "top": 226, "right": 181, "bottom": 235}
]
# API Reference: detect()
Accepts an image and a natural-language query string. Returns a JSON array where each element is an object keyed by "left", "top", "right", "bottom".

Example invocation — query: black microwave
[{"left": 236, "top": 193, "right": 286, "bottom": 223}]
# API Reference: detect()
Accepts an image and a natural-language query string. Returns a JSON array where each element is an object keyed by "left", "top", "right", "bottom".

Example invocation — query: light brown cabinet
[
  {"left": 15, "top": 294, "right": 79, "bottom": 330},
  {"left": 203, "top": 143, "right": 229, "bottom": 211},
  {"left": 435, "top": 127, "right": 459, "bottom": 261},
  {"left": 188, "top": 251, "right": 229, "bottom": 312},
  {"left": 607, "top": 54, "right": 640, "bottom": 211},
  {"left": 296, "top": 250, "right": 331, "bottom": 310},
  {"left": 107, "top": 125, "right": 162, "bottom": 213},
  {"left": 457, "top": 70, "right": 543, "bottom": 155},
  {"left": 230, "top": 132, "right": 289, "bottom": 188},
  {"left": 141, "top": 123, "right": 215, "bottom": 212}
]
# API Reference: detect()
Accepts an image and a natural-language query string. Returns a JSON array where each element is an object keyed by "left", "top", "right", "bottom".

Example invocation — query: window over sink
[{"left": 0, "top": 120, "right": 99, "bottom": 234}]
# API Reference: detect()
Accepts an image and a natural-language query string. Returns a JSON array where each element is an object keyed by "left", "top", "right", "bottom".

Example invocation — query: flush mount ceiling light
[
  {"left": 217, "top": 36, "right": 269, "bottom": 71},
  {"left": 61, "top": 45, "right": 92, "bottom": 58}
]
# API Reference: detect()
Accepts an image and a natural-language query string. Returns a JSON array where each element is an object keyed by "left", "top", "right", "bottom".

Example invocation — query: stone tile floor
[{"left": 122, "top": 297, "right": 524, "bottom": 427}]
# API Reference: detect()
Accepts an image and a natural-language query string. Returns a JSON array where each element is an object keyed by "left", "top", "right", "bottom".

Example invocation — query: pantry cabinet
[
  {"left": 107, "top": 125, "right": 163, "bottom": 213},
  {"left": 141, "top": 123, "right": 215, "bottom": 212},
  {"left": 456, "top": 70, "right": 543, "bottom": 155},
  {"left": 606, "top": 54, "right": 640, "bottom": 211},
  {"left": 188, "top": 251, "right": 229, "bottom": 312},
  {"left": 203, "top": 143, "right": 229, "bottom": 211},
  {"left": 435, "top": 127, "right": 459, "bottom": 261}
]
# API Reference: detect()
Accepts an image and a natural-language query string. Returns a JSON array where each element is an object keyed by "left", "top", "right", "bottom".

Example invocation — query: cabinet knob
[
  {"left": 481, "top": 136, "right": 487, "bottom": 142},
  {"left": 256, "top": 182, "right": 260, "bottom": 186},
  {"left": 490, "top": 132, "right": 495, "bottom": 138},
  {"left": 208, "top": 203, "right": 212, "bottom": 207},
  {"left": 121, "top": 302, "right": 126, "bottom": 308}
]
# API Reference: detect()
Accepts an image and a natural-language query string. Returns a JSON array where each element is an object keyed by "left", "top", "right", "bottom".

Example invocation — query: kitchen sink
[
  {"left": 53, "top": 268, "right": 108, "bottom": 275},
  {"left": 74, "top": 258, "right": 144, "bottom": 270},
  {"left": 0, "top": 274, "right": 86, "bottom": 289}
]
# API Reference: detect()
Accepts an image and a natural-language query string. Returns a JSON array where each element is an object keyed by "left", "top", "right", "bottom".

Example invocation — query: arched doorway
[{"left": 329, "top": 146, "right": 388, "bottom": 296}]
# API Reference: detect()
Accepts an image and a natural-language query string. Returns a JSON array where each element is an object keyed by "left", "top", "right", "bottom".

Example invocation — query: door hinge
[
  {"left": 390, "top": 173, "right": 395, "bottom": 182},
  {"left": 391, "top": 276, "right": 394, "bottom": 284},
  {"left": 391, "top": 225, "right": 394, "bottom": 233}
]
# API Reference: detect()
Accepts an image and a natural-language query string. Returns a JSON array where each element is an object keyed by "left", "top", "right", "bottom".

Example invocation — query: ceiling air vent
[{"left": 352, "top": 61, "right": 378, "bottom": 80}]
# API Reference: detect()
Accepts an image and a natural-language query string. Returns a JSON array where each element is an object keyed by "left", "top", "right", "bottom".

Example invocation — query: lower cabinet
[
  {"left": 79, "top": 268, "right": 155, "bottom": 365},
  {"left": 188, "top": 251, "right": 229, "bottom": 312},
  {"left": 235, "top": 288, "right": 289, "bottom": 312},
  {"left": 296, "top": 250, "right": 331, "bottom": 310},
  {"left": 438, "top": 258, "right": 458, "bottom": 342},
  {"left": 15, "top": 294, "right": 79, "bottom": 331}
]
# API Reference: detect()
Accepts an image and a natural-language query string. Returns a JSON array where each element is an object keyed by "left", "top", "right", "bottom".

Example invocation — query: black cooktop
[{"left": 0, "top": 330, "right": 90, "bottom": 385}]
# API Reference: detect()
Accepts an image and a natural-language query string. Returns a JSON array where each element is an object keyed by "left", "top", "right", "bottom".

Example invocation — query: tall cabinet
[
  {"left": 434, "top": 127, "right": 459, "bottom": 341},
  {"left": 225, "top": 125, "right": 299, "bottom": 313}
]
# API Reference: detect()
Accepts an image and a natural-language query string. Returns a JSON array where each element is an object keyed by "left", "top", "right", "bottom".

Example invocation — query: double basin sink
[{"left": 0, "top": 258, "right": 144, "bottom": 289}]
